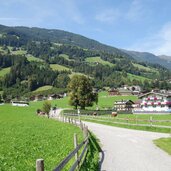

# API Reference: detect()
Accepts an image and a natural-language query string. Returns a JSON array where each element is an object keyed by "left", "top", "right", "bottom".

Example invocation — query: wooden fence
[
  {"left": 36, "top": 116, "right": 89, "bottom": 171},
  {"left": 64, "top": 113, "right": 171, "bottom": 130}
]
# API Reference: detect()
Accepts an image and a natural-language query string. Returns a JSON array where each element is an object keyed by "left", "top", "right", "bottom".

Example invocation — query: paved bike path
[{"left": 84, "top": 121, "right": 171, "bottom": 171}]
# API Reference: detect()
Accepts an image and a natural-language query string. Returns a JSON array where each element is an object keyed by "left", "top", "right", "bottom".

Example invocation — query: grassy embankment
[{"left": 154, "top": 138, "right": 171, "bottom": 155}]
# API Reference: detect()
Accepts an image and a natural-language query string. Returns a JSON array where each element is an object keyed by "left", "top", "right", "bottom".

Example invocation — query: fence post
[
  {"left": 136, "top": 115, "right": 138, "bottom": 125},
  {"left": 36, "top": 159, "right": 44, "bottom": 171},
  {"left": 74, "top": 133, "right": 79, "bottom": 169},
  {"left": 150, "top": 116, "right": 153, "bottom": 127}
]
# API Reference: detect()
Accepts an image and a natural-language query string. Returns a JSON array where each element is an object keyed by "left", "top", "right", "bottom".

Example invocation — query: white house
[
  {"left": 11, "top": 101, "right": 29, "bottom": 107},
  {"left": 133, "top": 91, "right": 171, "bottom": 114}
]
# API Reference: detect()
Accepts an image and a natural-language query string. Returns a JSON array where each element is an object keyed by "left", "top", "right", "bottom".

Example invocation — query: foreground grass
[
  {"left": 0, "top": 105, "right": 83, "bottom": 170},
  {"left": 80, "top": 132, "right": 101, "bottom": 171},
  {"left": 154, "top": 138, "right": 171, "bottom": 155}
]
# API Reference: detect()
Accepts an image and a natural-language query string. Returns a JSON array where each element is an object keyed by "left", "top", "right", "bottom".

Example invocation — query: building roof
[
  {"left": 139, "top": 91, "right": 171, "bottom": 98},
  {"left": 114, "top": 100, "right": 134, "bottom": 104}
]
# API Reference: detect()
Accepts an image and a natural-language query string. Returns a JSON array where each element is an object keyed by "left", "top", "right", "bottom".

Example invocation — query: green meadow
[
  {"left": 0, "top": 104, "right": 83, "bottom": 170},
  {"left": 50, "top": 64, "right": 70, "bottom": 71},
  {"left": 86, "top": 57, "right": 115, "bottom": 67}
]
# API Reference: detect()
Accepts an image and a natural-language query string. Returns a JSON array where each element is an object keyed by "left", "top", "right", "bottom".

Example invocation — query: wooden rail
[
  {"left": 36, "top": 116, "right": 89, "bottom": 171},
  {"left": 64, "top": 113, "right": 171, "bottom": 129}
]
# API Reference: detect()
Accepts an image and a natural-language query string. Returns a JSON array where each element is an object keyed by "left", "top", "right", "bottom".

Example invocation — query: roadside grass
[
  {"left": 0, "top": 104, "right": 83, "bottom": 170},
  {"left": 32, "top": 85, "right": 53, "bottom": 93},
  {"left": 80, "top": 132, "right": 101, "bottom": 171},
  {"left": 80, "top": 118, "right": 171, "bottom": 133},
  {"left": 0, "top": 67, "right": 11, "bottom": 77},
  {"left": 85, "top": 57, "right": 115, "bottom": 67},
  {"left": 50, "top": 64, "right": 70, "bottom": 71},
  {"left": 154, "top": 138, "right": 171, "bottom": 155}
]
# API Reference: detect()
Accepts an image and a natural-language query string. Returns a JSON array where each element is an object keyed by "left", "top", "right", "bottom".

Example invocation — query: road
[{"left": 84, "top": 121, "right": 171, "bottom": 171}]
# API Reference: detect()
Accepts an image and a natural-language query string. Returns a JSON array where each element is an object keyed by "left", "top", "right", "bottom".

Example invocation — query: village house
[
  {"left": 133, "top": 91, "right": 171, "bottom": 114},
  {"left": 108, "top": 88, "right": 120, "bottom": 96},
  {"left": 11, "top": 100, "right": 29, "bottom": 107},
  {"left": 113, "top": 100, "right": 134, "bottom": 111},
  {"left": 118, "top": 88, "right": 133, "bottom": 96}
]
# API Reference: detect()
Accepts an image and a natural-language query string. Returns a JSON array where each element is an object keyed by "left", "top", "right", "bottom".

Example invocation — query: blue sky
[{"left": 0, "top": 0, "right": 171, "bottom": 55}]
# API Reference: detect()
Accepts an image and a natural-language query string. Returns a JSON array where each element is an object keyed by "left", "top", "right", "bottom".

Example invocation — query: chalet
[
  {"left": 118, "top": 88, "right": 133, "bottom": 96},
  {"left": 48, "top": 94, "right": 62, "bottom": 100},
  {"left": 113, "top": 100, "right": 134, "bottom": 111},
  {"left": 133, "top": 91, "right": 171, "bottom": 114},
  {"left": 34, "top": 95, "right": 45, "bottom": 101},
  {"left": 108, "top": 89, "right": 120, "bottom": 96}
]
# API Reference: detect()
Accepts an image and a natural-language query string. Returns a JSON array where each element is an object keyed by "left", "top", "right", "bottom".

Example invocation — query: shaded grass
[
  {"left": 80, "top": 132, "right": 101, "bottom": 171},
  {"left": 154, "top": 138, "right": 171, "bottom": 155}
]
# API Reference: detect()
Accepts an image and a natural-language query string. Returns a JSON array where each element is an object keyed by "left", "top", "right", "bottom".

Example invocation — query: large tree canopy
[{"left": 68, "top": 75, "right": 98, "bottom": 109}]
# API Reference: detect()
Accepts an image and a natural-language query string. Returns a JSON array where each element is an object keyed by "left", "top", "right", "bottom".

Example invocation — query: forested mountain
[
  {"left": 0, "top": 24, "right": 171, "bottom": 100},
  {"left": 122, "top": 50, "right": 171, "bottom": 70}
]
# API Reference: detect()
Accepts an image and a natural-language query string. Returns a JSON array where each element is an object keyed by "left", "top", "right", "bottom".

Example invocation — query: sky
[{"left": 0, "top": 0, "right": 171, "bottom": 56}]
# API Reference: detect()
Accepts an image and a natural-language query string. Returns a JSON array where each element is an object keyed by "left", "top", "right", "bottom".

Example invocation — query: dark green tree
[
  {"left": 68, "top": 75, "right": 98, "bottom": 109},
  {"left": 42, "top": 100, "right": 51, "bottom": 118}
]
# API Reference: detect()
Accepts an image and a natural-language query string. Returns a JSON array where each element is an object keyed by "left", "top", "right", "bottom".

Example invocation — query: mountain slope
[
  {"left": 122, "top": 50, "right": 171, "bottom": 70},
  {"left": 1, "top": 24, "right": 171, "bottom": 70}
]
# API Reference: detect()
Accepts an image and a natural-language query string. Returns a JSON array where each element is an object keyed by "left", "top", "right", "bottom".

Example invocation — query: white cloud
[
  {"left": 126, "top": 0, "right": 144, "bottom": 21},
  {"left": 95, "top": 9, "right": 120, "bottom": 24},
  {"left": 128, "top": 22, "right": 171, "bottom": 56}
]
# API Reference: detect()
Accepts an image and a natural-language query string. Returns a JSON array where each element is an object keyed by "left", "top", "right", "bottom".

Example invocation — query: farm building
[
  {"left": 108, "top": 89, "right": 120, "bottom": 96},
  {"left": 113, "top": 100, "right": 134, "bottom": 111},
  {"left": 118, "top": 88, "right": 133, "bottom": 96},
  {"left": 133, "top": 91, "right": 171, "bottom": 114}
]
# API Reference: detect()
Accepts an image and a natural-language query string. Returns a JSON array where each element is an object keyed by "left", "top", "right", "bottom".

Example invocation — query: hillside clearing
[
  {"left": 127, "top": 73, "right": 151, "bottom": 82},
  {"left": 86, "top": 57, "right": 115, "bottom": 67},
  {"left": 50, "top": 64, "right": 70, "bottom": 71},
  {"left": 32, "top": 85, "right": 53, "bottom": 93}
]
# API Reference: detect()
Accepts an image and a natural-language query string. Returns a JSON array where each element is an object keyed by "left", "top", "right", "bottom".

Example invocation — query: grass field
[
  {"left": 0, "top": 104, "right": 83, "bottom": 170},
  {"left": 127, "top": 73, "right": 151, "bottom": 81},
  {"left": 32, "top": 85, "right": 53, "bottom": 93},
  {"left": 94, "top": 91, "right": 138, "bottom": 109},
  {"left": 26, "top": 55, "right": 44, "bottom": 62},
  {"left": 50, "top": 64, "right": 70, "bottom": 71},
  {"left": 154, "top": 138, "right": 171, "bottom": 155},
  {"left": 0, "top": 67, "right": 11, "bottom": 77},
  {"left": 86, "top": 57, "right": 115, "bottom": 67},
  {"left": 132, "top": 63, "right": 155, "bottom": 72},
  {"left": 59, "top": 54, "right": 74, "bottom": 61}
]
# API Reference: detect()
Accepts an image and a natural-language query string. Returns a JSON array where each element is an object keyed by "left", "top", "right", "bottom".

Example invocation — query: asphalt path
[{"left": 84, "top": 121, "right": 171, "bottom": 171}]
